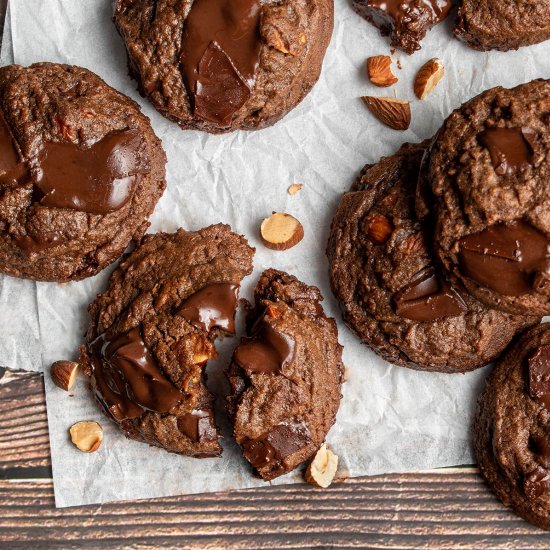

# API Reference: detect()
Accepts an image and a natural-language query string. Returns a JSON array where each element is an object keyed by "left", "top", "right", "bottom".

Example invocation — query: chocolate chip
[
  {"left": 179, "top": 0, "right": 261, "bottom": 125},
  {"left": 36, "top": 129, "right": 150, "bottom": 215},
  {"left": 89, "top": 328, "right": 183, "bottom": 422},
  {"left": 242, "top": 421, "right": 312, "bottom": 470},
  {"left": 478, "top": 127, "right": 536, "bottom": 175},
  {"left": 177, "top": 410, "right": 218, "bottom": 442},
  {"left": 459, "top": 221, "right": 550, "bottom": 296},
  {"left": 393, "top": 267, "right": 467, "bottom": 322},
  {"left": 233, "top": 321, "right": 295, "bottom": 375},
  {"left": 177, "top": 282, "right": 240, "bottom": 333}
]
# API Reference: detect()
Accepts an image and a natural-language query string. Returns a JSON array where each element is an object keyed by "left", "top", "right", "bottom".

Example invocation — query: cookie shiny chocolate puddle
[
  {"left": 233, "top": 321, "right": 295, "bottom": 375},
  {"left": 180, "top": 0, "right": 261, "bottom": 124},
  {"left": 177, "top": 282, "right": 239, "bottom": 333},
  {"left": 177, "top": 409, "right": 218, "bottom": 442},
  {"left": 459, "top": 221, "right": 550, "bottom": 296},
  {"left": 478, "top": 127, "right": 536, "bottom": 175},
  {"left": 89, "top": 328, "right": 182, "bottom": 421},
  {"left": 528, "top": 345, "right": 550, "bottom": 409},
  {"left": 35, "top": 128, "right": 150, "bottom": 214},
  {"left": 242, "top": 421, "right": 312, "bottom": 469},
  {"left": 393, "top": 267, "right": 466, "bottom": 321}
]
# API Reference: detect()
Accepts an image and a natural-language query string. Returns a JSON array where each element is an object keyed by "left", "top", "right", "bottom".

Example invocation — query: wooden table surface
[
  {"left": 1, "top": 3, "right": 550, "bottom": 547},
  {"left": 1, "top": 367, "right": 549, "bottom": 549}
]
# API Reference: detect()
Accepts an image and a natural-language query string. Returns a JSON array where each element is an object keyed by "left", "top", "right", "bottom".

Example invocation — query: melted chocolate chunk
[
  {"left": 242, "top": 421, "right": 312, "bottom": 470},
  {"left": 194, "top": 43, "right": 252, "bottom": 125},
  {"left": 528, "top": 345, "right": 550, "bottom": 409},
  {"left": 233, "top": 320, "right": 295, "bottom": 375},
  {"left": 177, "top": 282, "right": 239, "bottom": 333},
  {"left": 34, "top": 129, "right": 150, "bottom": 215},
  {"left": 393, "top": 267, "right": 467, "bottom": 322},
  {"left": 524, "top": 468, "right": 550, "bottom": 501},
  {"left": 180, "top": 0, "right": 261, "bottom": 124},
  {"left": 459, "top": 221, "right": 550, "bottom": 296},
  {"left": 88, "top": 327, "right": 183, "bottom": 421},
  {"left": 366, "top": 0, "right": 452, "bottom": 36},
  {"left": 479, "top": 127, "right": 536, "bottom": 175},
  {"left": 177, "top": 410, "right": 218, "bottom": 442}
]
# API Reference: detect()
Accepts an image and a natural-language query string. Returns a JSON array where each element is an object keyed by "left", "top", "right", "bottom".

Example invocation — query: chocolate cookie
[
  {"left": 428, "top": 80, "right": 550, "bottom": 316},
  {"left": 0, "top": 63, "right": 166, "bottom": 282},
  {"left": 455, "top": 0, "right": 550, "bottom": 52},
  {"left": 474, "top": 323, "right": 550, "bottom": 531},
  {"left": 226, "top": 269, "right": 344, "bottom": 480},
  {"left": 353, "top": 0, "right": 452, "bottom": 54},
  {"left": 114, "top": 0, "right": 333, "bottom": 133},
  {"left": 327, "top": 142, "right": 539, "bottom": 373},
  {"left": 80, "top": 225, "right": 254, "bottom": 458}
]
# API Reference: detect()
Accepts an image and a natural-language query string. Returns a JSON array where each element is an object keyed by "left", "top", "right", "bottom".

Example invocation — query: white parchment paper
[{"left": 3, "top": 0, "right": 550, "bottom": 507}]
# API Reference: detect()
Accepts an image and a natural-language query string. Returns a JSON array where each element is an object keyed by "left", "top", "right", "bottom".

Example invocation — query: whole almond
[
  {"left": 414, "top": 58, "right": 444, "bottom": 100},
  {"left": 366, "top": 56, "right": 398, "bottom": 87},
  {"left": 69, "top": 421, "right": 103, "bottom": 453},
  {"left": 366, "top": 215, "right": 393, "bottom": 245},
  {"left": 260, "top": 212, "right": 304, "bottom": 251},
  {"left": 361, "top": 97, "right": 411, "bottom": 131},
  {"left": 51, "top": 360, "right": 79, "bottom": 391}
]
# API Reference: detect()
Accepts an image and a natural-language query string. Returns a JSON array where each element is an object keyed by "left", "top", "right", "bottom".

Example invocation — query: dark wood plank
[
  {"left": 1, "top": 370, "right": 549, "bottom": 548},
  {"left": 0, "top": 369, "right": 51, "bottom": 473},
  {"left": 0, "top": 475, "right": 548, "bottom": 548}
]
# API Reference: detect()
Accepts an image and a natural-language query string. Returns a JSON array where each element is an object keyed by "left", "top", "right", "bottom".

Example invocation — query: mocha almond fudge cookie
[
  {"left": 428, "top": 80, "right": 550, "bottom": 317},
  {"left": 80, "top": 225, "right": 254, "bottom": 458},
  {"left": 474, "top": 323, "right": 550, "bottom": 531},
  {"left": 455, "top": 0, "right": 550, "bottom": 52},
  {"left": 0, "top": 63, "right": 166, "bottom": 282},
  {"left": 226, "top": 269, "right": 344, "bottom": 480},
  {"left": 327, "top": 142, "right": 539, "bottom": 372},
  {"left": 114, "top": 0, "right": 333, "bottom": 133},
  {"left": 353, "top": 0, "right": 452, "bottom": 54}
]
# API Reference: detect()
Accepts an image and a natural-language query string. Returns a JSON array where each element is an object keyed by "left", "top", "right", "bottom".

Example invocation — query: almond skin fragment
[
  {"left": 51, "top": 360, "right": 79, "bottom": 391},
  {"left": 287, "top": 183, "right": 303, "bottom": 196},
  {"left": 361, "top": 96, "right": 411, "bottom": 131},
  {"left": 366, "top": 55, "right": 398, "bottom": 87},
  {"left": 260, "top": 212, "right": 304, "bottom": 251},
  {"left": 304, "top": 444, "right": 339, "bottom": 488},
  {"left": 69, "top": 421, "right": 103, "bottom": 453},
  {"left": 414, "top": 58, "right": 444, "bottom": 100}
]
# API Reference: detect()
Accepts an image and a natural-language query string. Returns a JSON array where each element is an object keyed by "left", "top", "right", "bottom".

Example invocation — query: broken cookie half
[
  {"left": 80, "top": 224, "right": 254, "bottom": 458},
  {"left": 226, "top": 269, "right": 344, "bottom": 480}
]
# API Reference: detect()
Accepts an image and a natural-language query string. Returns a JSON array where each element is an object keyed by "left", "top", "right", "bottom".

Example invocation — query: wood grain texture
[{"left": 1, "top": 369, "right": 550, "bottom": 548}]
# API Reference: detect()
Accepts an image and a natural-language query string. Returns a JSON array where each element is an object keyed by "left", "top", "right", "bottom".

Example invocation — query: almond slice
[
  {"left": 69, "top": 421, "right": 103, "bottom": 453},
  {"left": 361, "top": 96, "right": 411, "bottom": 131},
  {"left": 366, "top": 55, "right": 398, "bottom": 87},
  {"left": 51, "top": 360, "right": 79, "bottom": 391},
  {"left": 260, "top": 212, "right": 304, "bottom": 251},
  {"left": 414, "top": 58, "right": 444, "bottom": 100},
  {"left": 304, "top": 444, "right": 339, "bottom": 488}
]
